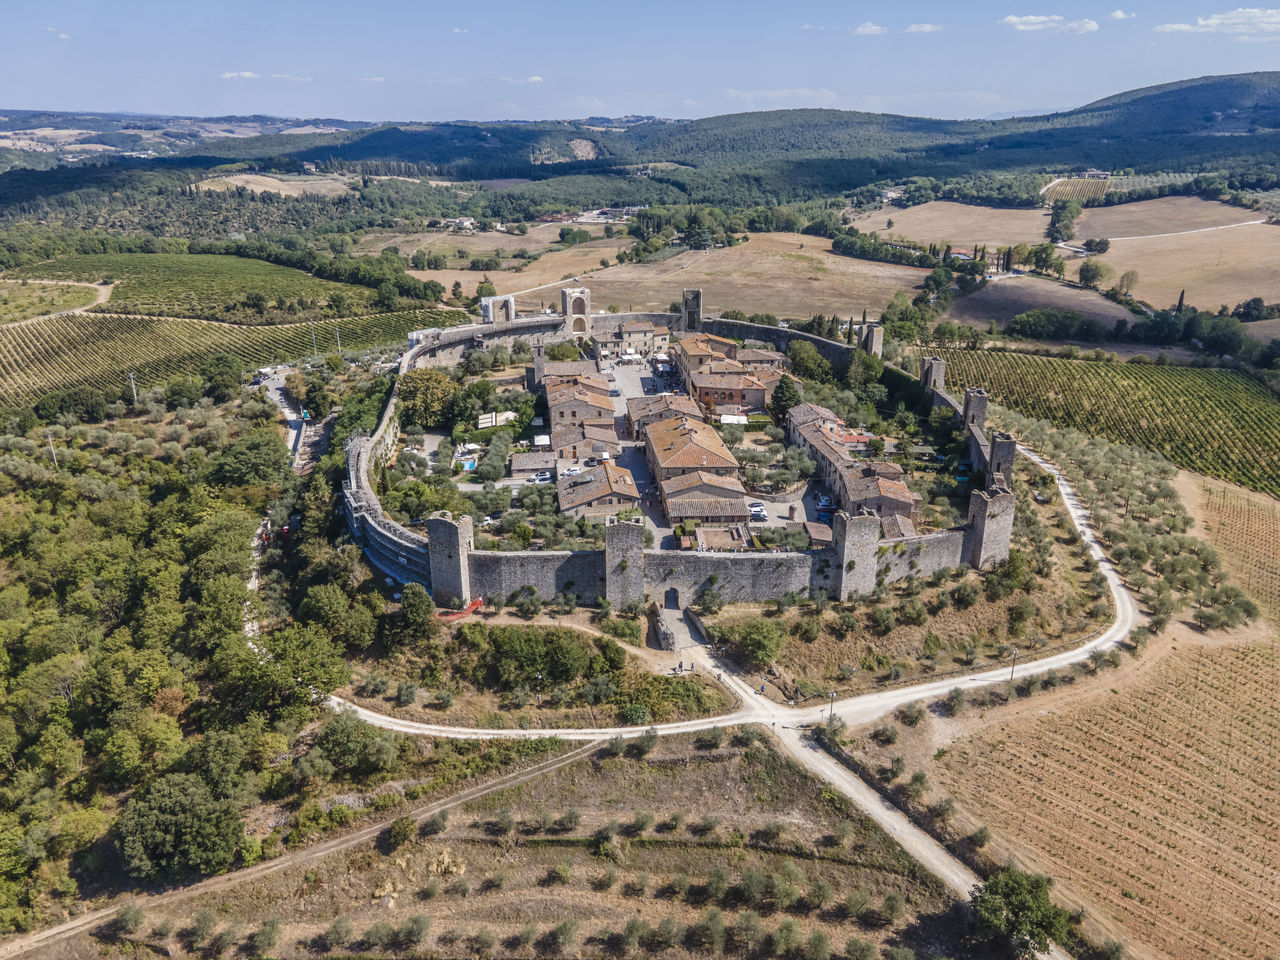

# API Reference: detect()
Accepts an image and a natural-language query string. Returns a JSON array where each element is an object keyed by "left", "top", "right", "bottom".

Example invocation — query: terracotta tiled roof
[
  {"left": 691, "top": 372, "right": 766, "bottom": 391},
  {"left": 787, "top": 402, "right": 840, "bottom": 428},
  {"left": 646, "top": 416, "right": 738, "bottom": 470},
  {"left": 845, "top": 475, "right": 922, "bottom": 505},
  {"left": 880, "top": 515, "right": 917, "bottom": 538},
  {"left": 660, "top": 471, "right": 747, "bottom": 497},
  {"left": 557, "top": 463, "right": 640, "bottom": 510},
  {"left": 664, "top": 497, "right": 750, "bottom": 520},
  {"left": 627, "top": 395, "right": 702, "bottom": 423}
]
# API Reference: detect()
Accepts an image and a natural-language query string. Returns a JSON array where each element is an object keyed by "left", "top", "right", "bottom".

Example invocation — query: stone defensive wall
[
  {"left": 698, "top": 317, "right": 883, "bottom": 366},
  {"left": 340, "top": 296, "right": 1013, "bottom": 607}
]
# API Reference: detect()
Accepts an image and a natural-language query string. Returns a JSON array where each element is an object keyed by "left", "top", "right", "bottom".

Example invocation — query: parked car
[
  {"left": 562, "top": 466, "right": 583, "bottom": 476},
  {"left": 749, "top": 502, "right": 767, "bottom": 512},
  {"left": 525, "top": 471, "right": 553, "bottom": 484},
  {"left": 609, "top": 388, "right": 621, "bottom": 396},
  {"left": 816, "top": 494, "right": 832, "bottom": 507}
]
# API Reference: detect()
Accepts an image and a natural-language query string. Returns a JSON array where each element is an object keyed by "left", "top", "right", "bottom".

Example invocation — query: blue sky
[{"left": 5, "top": 1, "right": 1280, "bottom": 121}]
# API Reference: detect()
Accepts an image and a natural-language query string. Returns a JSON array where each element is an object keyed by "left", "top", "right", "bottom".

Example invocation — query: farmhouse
[
  {"left": 842, "top": 474, "right": 922, "bottom": 519},
  {"left": 552, "top": 421, "right": 623, "bottom": 461}
]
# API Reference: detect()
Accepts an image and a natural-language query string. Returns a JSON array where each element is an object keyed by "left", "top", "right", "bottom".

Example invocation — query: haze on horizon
[{"left": 4, "top": 0, "right": 1280, "bottom": 123}]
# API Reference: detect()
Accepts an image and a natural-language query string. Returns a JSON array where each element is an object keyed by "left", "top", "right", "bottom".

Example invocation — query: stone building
[
  {"left": 645, "top": 416, "right": 738, "bottom": 482},
  {"left": 556, "top": 463, "right": 641, "bottom": 519},
  {"left": 627, "top": 394, "right": 703, "bottom": 439}
]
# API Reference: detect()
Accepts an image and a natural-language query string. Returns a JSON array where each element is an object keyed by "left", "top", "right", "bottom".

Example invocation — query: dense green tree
[
  {"left": 971, "top": 868, "right": 1072, "bottom": 958},
  {"left": 398, "top": 368, "right": 460, "bottom": 428},
  {"left": 116, "top": 773, "right": 243, "bottom": 881},
  {"left": 770, "top": 374, "right": 802, "bottom": 421},
  {"left": 210, "top": 430, "right": 290, "bottom": 486}
]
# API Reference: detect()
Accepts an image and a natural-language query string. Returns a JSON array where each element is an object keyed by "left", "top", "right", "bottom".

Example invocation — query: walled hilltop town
[{"left": 343, "top": 287, "right": 1014, "bottom": 612}]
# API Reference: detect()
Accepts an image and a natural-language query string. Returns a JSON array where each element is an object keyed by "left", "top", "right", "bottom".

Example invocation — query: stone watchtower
[
  {"left": 604, "top": 516, "right": 646, "bottom": 608},
  {"left": 562, "top": 287, "right": 591, "bottom": 337},
  {"left": 962, "top": 387, "right": 988, "bottom": 431},
  {"left": 679, "top": 288, "right": 703, "bottom": 333},
  {"left": 987, "top": 432, "right": 1017, "bottom": 490},
  {"left": 964, "top": 487, "right": 1015, "bottom": 570},
  {"left": 857, "top": 323, "right": 884, "bottom": 358},
  {"left": 528, "top": 342, "right": 545, "bottom": 392},
  {"left": 920, "top": 356, "right": 946, "bottom": 394},
  {"left": 426, "top": 511, "right": 473, "bottom": 607},
  {"left": 828, "top": 510, "right": 882, "bottom": 600}
]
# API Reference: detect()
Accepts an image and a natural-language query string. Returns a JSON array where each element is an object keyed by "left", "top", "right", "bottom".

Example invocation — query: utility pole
[
  {"left": 128, "top": 372, "right": 138, "bottom": 406},
  {"left": 335, "top": 327, "right": 342, "bottom": 355},
  {"left": 1009, "top": 647, "right": 1018, "bottom": 683},
  {"left": 45, "top": 429, "right": 58, "bottom": 467},
  {"left": 310, "top": 321, "right": 318, "bottom": 364}
]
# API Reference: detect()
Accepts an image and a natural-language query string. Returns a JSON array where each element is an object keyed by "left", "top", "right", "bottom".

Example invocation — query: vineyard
[
  {"left": 932, "top": 350, "right": 1280, "bottom": 497},
  {"left": 1195, "top": 477, "right": 1280, "bottom": 619},
  {"left": 0, "top": 308, "right": 466, "bottom": 405},
  {"left": 1041, "top": 177, "right": 1110, "bottom": 203},
  {"left": 5, "top": 254, "right": 377, "bottom": 324},
  {"left": 936, "top": 641, "right": 1280, "bottom": 960}
]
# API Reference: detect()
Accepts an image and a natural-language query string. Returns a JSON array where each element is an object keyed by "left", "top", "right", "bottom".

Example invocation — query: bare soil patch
[
  {"left": 1072, "top": 197, "right": 1262, "bottom": 240},
  {"left": 197, "top": 174, "right": 354, "bottom": 197},
  {"left": 849, "top": 202, "right": 1050, "bottom": 251},
  {"left": 355, "top": 222, "right": 583, "bottom": 257},
  {"left": 943, "top": 275, "right": 1135, "bottom": 329},
  {"left": 408, "top": 237, "right": 631, "bottom": 301}
]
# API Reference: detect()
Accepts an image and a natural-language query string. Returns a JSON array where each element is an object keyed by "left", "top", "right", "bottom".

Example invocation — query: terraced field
[
  {"left": 0, "top": 309, "right": 465, "bottom": 404},
  {"left": 932, "top": 349, "right": 1280, "bottom": 497}
]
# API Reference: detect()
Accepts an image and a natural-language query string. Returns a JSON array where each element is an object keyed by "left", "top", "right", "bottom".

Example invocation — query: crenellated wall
[{"left": 340, "top": 290, "right": 1010, "bottom": 607}]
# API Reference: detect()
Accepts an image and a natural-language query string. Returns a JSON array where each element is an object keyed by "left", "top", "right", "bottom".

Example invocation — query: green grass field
[
  {"left": 6, "top": 253, "right": 376, "bottom": 324},
  {"left": 932, "top": 349, "right": 1280, "bottom": 497},
  {"left": 0, "top": 281, "right": 98, "bottom": 323},
  {"left": 0, "top": 308, "right": 466, "bottom": 405}
]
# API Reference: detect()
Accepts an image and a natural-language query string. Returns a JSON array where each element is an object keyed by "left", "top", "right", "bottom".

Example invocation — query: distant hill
[{"left": 4, "top": 72, "right": 1280, "bottom": 208}]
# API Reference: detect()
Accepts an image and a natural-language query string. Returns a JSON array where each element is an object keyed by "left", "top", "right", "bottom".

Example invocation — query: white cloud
[
  {"left": 853, "top": 21, "right": 887, "bottom": 34},
  {"left": 1109, "top": 9, "right": 1137, "bottom": 18},
  {"left": 500, "top": 75, "right": 544, "bottom": 85},
  {"left": 220, "top": 71, "right": 260, "bottom": 80},
  {"left": 723, "top": 87, "right": 840, "bottom": 106},
  {"left": 905, "top": 23, "right": 944, "bottom": 32},
  {"left": 46, "top": 26, "right": 71, "bottom": 40},
  {"left": 527, "top": 75, "right": 543, "bottom": 83},
  {"left": 270, "top": 73, "right": 312, "bottom": 82},
  {"left": 1000, "top": 13, "right": 1098, "bottom": 32},
  {"left": 799, "top": 23, "right": 825, "bottom": 30},
  {"left": 1155, "top": 7, "right": 1280, "bottom": 35},
  {"left": 356, "top": 76, "right": 384, "bottom": 83},
  {"left": 452, "top": 27, "right": 468, "bottom": 33}
]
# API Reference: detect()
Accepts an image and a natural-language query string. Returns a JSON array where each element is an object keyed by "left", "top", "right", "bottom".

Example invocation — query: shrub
[
  {"left": 844, "top": 936, "right": 875, "bottom": 960},
  {"left": 871, "top": 724, "right": 898, "bottom": 745},
  {"left": 251, "top": 918, "right": 280, "bottom": 953},
  {"left": 772, "top": 919, "right": 800, "bottom": 956},
  {"left": 633, "top": 727, "right": 659, "bottom": 756},
  {"left": 364, "top": 921, "right": 396, "bottom": 949},
  {"left": 549, "top": 919, "right": 579, "bottom": 950},
  {"left": 882, "top": 891, "right": 904, "bottom": 924},
  {"left": 804, "top": 930, "right": 831, "bottom": 960},
  {"left": 669, "top": 872, "right": 691, "bottom": 898},
  {"left": 387, "top": 816, "right": 415, "bottom": 849},
  {"left": 944, "top": 687, "right": 966, "bottom": 716},
  {"left": 885, "top": 949, "right": 916, "bottom": 960},
  {"left": 191, "top": 910, "right": 218, "bottom": 945},
  {"left": 549, "top": 861, "right": 573, "bottom": 885},
  {"left": 323, "top": 916, "right": 353, "bottom": 950},
  {"left": 604, "top": 735, "right": 626, "bottom": 757},
  {"left": 898, "top": 701, "right": 925, "bottom": 726},
  {"left": 807, "top": 879, "right": 834, "bottom": 911},
  {"left": 735, "top": 910, "right": 764, "bottom": 951},
  {"left": 558, "top": 807, "right": 582, "bottom": 831},
  {"left": 421, "top": 810, "right": 448, "bottom": 835},
  {"left": 116, "top": 904, "right": 145, "bottom": 934},
  {"left": 629, "top": 811, "right": 654, "bottom": 835},
  {"left": 844, "top": 887, "right": 870, "bottom": 919}
]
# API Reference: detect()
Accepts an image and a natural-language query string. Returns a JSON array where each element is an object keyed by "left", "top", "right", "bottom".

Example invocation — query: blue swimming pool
[{"left": 461, "top": 459, "right": 477, "bottom": 470}]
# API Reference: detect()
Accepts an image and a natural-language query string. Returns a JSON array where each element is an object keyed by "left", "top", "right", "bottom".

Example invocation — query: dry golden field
[
  {"left": 1095, "top": 223, "right": 1280, "bottom": 308},
  {"left": 197, "top": 173, "right": 355, "bottom": 197},
  {"left": 356, "top": 222, "right": 591, "bottom": 257},
  {"left": 848, "top": 201, "right": 1049, "bottom": 251},
  {"left": 407, "top": 236, "right": 631, "bottom": 303},
  {"left": 538, "top": 233, "right": 929, "bottom": 319},
  {"left": 1072, "top": 197, "right": 1264, "bottom": 239},
  {"left": 0, "top": 280, "right": 97, "bottom": 323}
]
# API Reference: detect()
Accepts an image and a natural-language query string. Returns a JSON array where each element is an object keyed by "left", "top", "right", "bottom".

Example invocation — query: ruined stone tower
[
  {"left": 829, "top": 510, "right": 882, "bottom": 600},
  {"left": 988, "top": 432, "right": 1017, "bottom": 490},
  {"left": 920, "top": 356, "right": 946, "bottom": 394},
  {"left": 962, "top": 387, "right": 988, "bottom": 431},
  {"left": 680, "top": 288, "right": 703, "bottom": 333},
  {"left": 604, "top": 516, "right": 646, "bottom": 608},
  {"left": 963, "top": 487, "right": 1015, "bottom": 570},
  {"left": 426, "top": 511, "right": 473, "bottom": 607}
]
